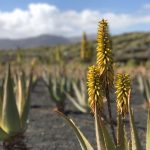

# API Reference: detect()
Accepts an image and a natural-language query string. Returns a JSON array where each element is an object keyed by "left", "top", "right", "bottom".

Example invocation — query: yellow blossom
[
  {"left": 87, "top": 65, "right": 104, "bottom": 113},
  {"left": 96, "top": 19, "right": 114, "bottom": 89},
  {"left": 115, "top": 73, "right": 131, "bottom": 116}
]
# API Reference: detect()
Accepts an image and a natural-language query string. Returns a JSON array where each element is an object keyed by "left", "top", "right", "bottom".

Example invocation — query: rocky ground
[{"left": 0, "top": 78, "right": 148, "bottom": 150}]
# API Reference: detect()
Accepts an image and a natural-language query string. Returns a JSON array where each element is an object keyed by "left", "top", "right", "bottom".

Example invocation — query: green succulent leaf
[
  {"left": 98, "top": 113, "right": 116, "bottom": 150},
  {"left": 66, "top": 93, "right": 88, "bottom": 113},
  {"left": 72, "top": 81, "right": 84, "bottom": 104},
  {"left": 94, "top": 101, "right": 115, "bottom": 150},
  {"left": 137, "top": 75, "right": 150, "bottom": 106},
  {"left": 146, "top": 109, "right": 150, "bottom": 150},
  {"left": 144, "top": 78, "right": 150, "bottom": 105},
  {"left": 1, "top": 65, "right": 20, "bottom": 134},
  {"left": 0, "top": 85, "right": 3, "bottom": 125},
  {"left": 0, "top": 127, "right": 9, "bottom": 140},
  {"left": 129, "top": 107, "right": 142, "bottom": 150},
  {"left": 20, "top": 71, "right": 32, "bottom": 129},
  {"left": 95, "top": 103, "right": 105, "bottom": 150},
  {"left": 16, "top": 72, "right": 26, "bottom": 120},
  {"left": 117, "top": 114, "right": 129, "bottom": 150},
  {"left": 56, "top": 111, "right": 94, "bottom": 150}
]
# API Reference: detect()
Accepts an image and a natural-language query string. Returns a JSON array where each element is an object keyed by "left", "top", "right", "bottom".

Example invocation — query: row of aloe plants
[
  {"left": 56, "top": 19, "right": 150, "bottom": 150},
  {"left": 42, "top": 67, "right": 150, "bottom": 114},
  {"left": 0, "top": 18, "right": 150, "bottom": 150},
  {"left": 42, "top": 71, "right": 89, "bottom": 113},
  {"left": 0, "top": 63, "right": 90, "bottom": 146}
]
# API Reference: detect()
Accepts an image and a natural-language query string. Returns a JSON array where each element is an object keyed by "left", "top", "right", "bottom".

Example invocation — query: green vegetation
[
  {"left": 80, "top": 32, "right": 93, "bottom": 62},
  {"left": 66, "top": 79, "right": 89, "bottom": 113},
  {"left": 137, "top": 74, "right": 150, "bottom": 107},
  {"left": 0, "top": 31, "right": 150, "bottom": 68},
  {"left": 57, "top": 19, "right": 150, "bottom": 150},
  {"left": 0, "top": 17, "right": 150, "bottom": 149},
  {"left": 43, "top": 71, "right": 73, "bottom": 112},
  {"left": 0, "top": 65, "right": 32, "bottom": 145}
]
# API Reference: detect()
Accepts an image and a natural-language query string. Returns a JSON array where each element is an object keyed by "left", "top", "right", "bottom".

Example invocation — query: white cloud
[
  {"left": 0, "top": 3, "right": 150, "bottom": 39},
  {"left": 143, "top": 3, "right": 150, "bottom": 9}
]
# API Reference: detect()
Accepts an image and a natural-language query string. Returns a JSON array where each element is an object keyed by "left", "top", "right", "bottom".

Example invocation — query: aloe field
[
  {"left": 0, "top": 18, "right": 149, "bottom": 150},
  {"left": 0, "top": 75, "right": 146, "bottom": 150}
]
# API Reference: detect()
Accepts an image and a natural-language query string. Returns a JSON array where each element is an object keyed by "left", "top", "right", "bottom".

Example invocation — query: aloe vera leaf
[
  {"left": 48, "top": 86, "right": 59, "bottom": 101},
  {"left": 0, "top": 127, "right": 9, "bottom": 140},
  {"left": 46, "top": 75, "right": 54, "bottom": 95},
  {"left": 144, "top": 78, "right": 150, "bottom": 104},
  {"left": 48, "top": 81, "right": 61, "bottom": 102},
  {"left": 126, "top": 89, "right": 142, "bottom": 150},
  {"left": 66, "top": 93, "right": 88, "bottom": 113},
  {"left": 16, "top": 72, "right": 25, "bottom": 119},
  {"left": 98, "top": 111, "right": 116, "bottom": 150},
  {"left": 95, "top": 103, "right": 106, "bottom": 150},
  {"left": 73, "top": 80, "right": 88, "bottom": 107},
  {"left": 65, "top": 77, "right": 73, "bottom": 93},
  {"left": 1, "top": 65, "right": 20, "bottom": 134},
  {"left": 117, "top": 114, "right": 129, "bottom": 150},
  {"left": 80, "top": 80, "right": 87, "bottom": 103},
  {"left": 129, "top": 108, "right": 142, "bottom": 150},
  {"left": 42, "top": 73, "right": 50, "bottom": 88},
  {"left": 146, "top": 78, "right": 150, "bottom": 104},
  {"left": 137, "top": 75, "right": 149, "bottom": 105},
  {"left": 56, "top": 111, "right": 94, "bottom": 150},
  {"left": 0, "top": 99, "right": 2, "bottom": 125},
  {"left": 21, "top": 72, "right": 32, "bottom": 129},
  {"left": 0, "top": 82, "right": 3, "bottom": 125},
  {"left": 137, "top": 75, "right": 144, "bottom": 93},
  {"left": 146, "top": 109, "right": 150, "bottom": 150},
  {"left": 54, "top": 78, "right": 66, "bottom": 102},
  {"left": 72, "top": 82, "right": 83, "bottom": 104}
]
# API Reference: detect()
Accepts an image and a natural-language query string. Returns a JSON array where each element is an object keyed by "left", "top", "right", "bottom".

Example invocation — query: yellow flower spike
[
  {"left": 96, "top": 19, "right": 114, "bottom": 89},
  {"left": 115, "top": 73, "right": 131, "bottom": 117},
  {"left": 87, "top": 65, "right": 104, "bottom": 113}
]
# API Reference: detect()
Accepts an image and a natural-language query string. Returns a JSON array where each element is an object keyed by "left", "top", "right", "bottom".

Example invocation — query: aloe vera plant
[
  {"left": 66, "top": 79, "right": 89, "bottom": 113},
  {"left": 80, "top": 32, "right": 92, "bottom": 62},
  {"left": 0, "top": 65, "right": 32, "bottom": 143},
  {"left": 43, "top": 73, "right": 71, "bottom": 112},
  {"left": 56, "top": 19, "right": 150, "bottom": 150},
  {"left": 55, "top": 48, "right": 63, "bottom": 63},
  {"left": 57, "top": 73, "right": 150, "bottom": 150}
]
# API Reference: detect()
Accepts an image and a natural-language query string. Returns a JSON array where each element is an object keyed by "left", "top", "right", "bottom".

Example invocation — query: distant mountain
[
  {"left": 0, "top": 34, "right": 70, "bottom": 50},
  {"left": 69, "top": 34, "right": 96, "bottom": 43},
  {"left": 1, "top": 32, "right": 150, "bottom": 63},
  {"left": 1, "top": 31, "right": 150, "bottom": 61}
]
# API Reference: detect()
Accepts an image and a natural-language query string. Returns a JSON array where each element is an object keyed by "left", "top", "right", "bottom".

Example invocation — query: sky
[{"left": 0, "top": 0, "right": 150, "bottom": 39}]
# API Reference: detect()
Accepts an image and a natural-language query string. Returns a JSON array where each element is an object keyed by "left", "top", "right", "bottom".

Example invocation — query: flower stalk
[{"left": 96, "top": 19, "right": 116, "bottom": 145}]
